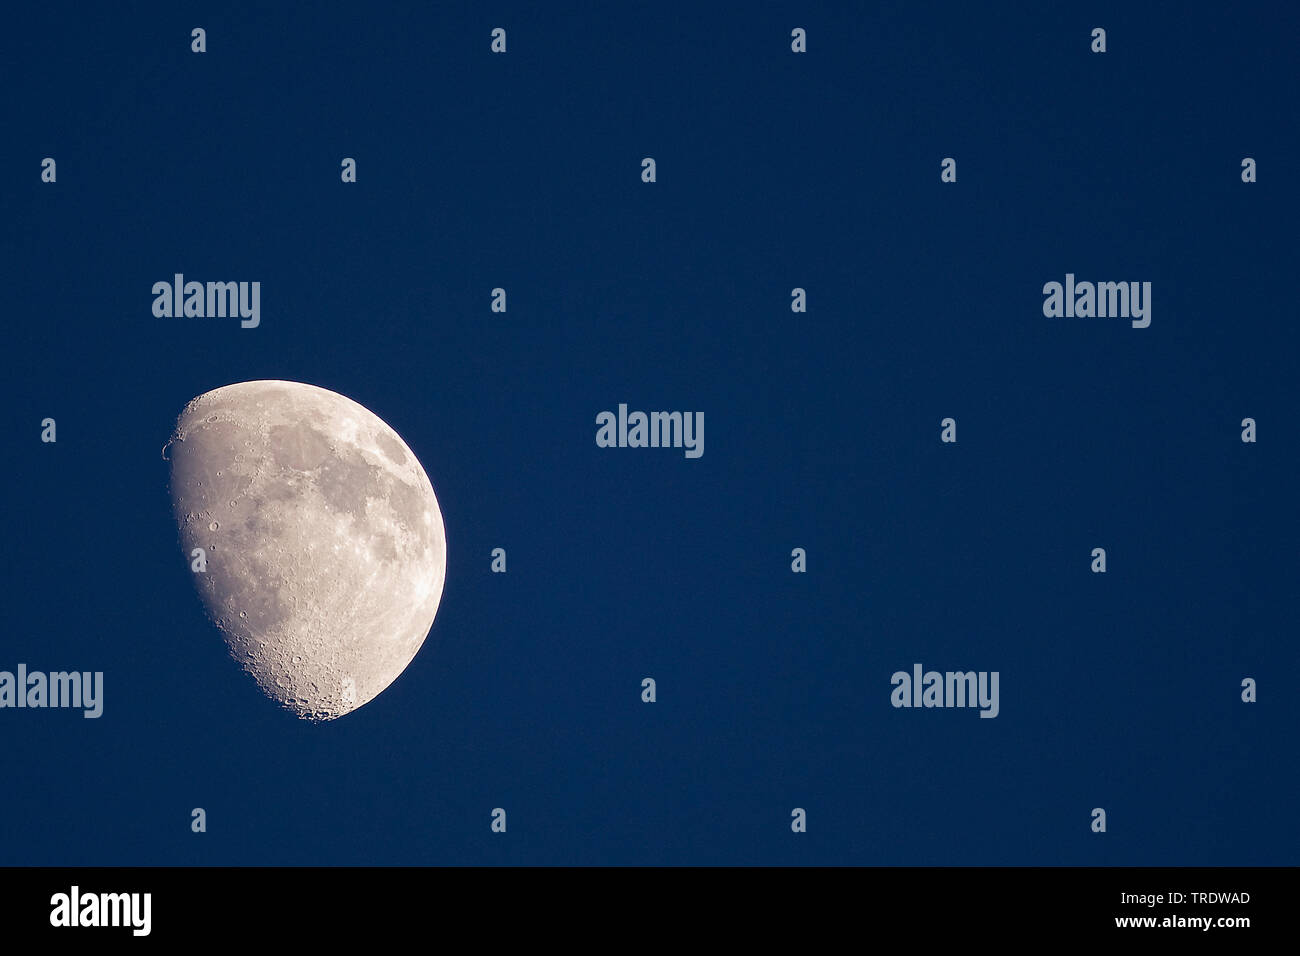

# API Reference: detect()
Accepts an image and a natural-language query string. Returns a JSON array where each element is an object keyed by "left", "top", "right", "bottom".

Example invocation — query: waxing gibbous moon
[{"left": 167, "top": 380, "right": 447, "bottom": 721}]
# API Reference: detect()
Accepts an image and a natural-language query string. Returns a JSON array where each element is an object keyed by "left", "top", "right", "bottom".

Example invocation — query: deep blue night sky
[{"left": 2, "top": 1, "right": 1296, "bottom": 865}]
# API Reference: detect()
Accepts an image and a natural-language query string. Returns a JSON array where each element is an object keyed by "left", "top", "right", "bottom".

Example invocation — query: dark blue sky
[{"left": 2, "top": 1, "right": 1296, "bottom": 865}]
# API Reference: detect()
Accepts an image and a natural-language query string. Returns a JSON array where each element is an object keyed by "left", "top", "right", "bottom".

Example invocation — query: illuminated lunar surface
[{"left": 167, "top": 380, "right": 447, "bottom": 721}]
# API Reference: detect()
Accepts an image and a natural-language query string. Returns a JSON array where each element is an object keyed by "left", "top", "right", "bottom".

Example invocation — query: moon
[{"left": 166, "top": 380, "right": 447, "bottom": 721}]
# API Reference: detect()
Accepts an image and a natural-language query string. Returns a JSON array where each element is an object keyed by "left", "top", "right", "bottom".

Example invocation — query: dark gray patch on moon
[
  {"left": 374, "top": 431, "right": 409, "bottom": 467},
  {"left": 269, "top": 421, "right": 332, "bottom": 472},
  {"left": 315, "top": 448, "right": 379, "bottom": 518}
]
